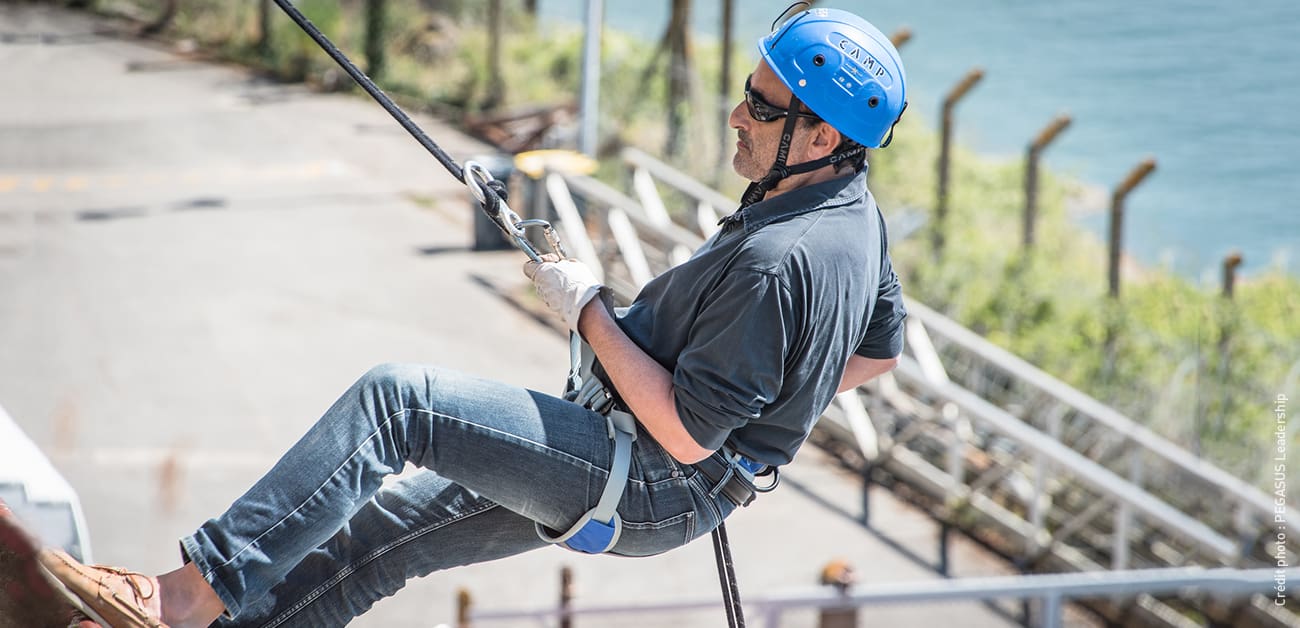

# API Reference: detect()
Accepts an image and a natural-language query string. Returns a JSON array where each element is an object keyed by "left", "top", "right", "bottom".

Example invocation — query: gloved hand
[{"left": 523, "top": 255, "right": 603, "bottom": 334}]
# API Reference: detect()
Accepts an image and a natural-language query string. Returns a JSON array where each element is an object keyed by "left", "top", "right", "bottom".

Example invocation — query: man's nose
[{"left": 728, "top": 99, "right": 748, "bottom": 130}]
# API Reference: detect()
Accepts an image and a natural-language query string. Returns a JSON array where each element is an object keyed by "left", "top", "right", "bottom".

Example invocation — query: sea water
[{"left": 540, "top": 0, "right": 1300, "bottom": 278}]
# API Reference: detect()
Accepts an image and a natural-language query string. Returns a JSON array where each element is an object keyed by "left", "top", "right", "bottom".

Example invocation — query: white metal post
[
  {"left": 1031, "top": 450, "right": 1045, "bottom": 553},
  {"left": 1041, "top": 592, "right": 1063, "bottom": 628},
  {"left": 1113, "top": 446, "right": 1143, "bottom": 571},
  {"left": 578, "top": 0, "right": 604, "bottom": 157}
]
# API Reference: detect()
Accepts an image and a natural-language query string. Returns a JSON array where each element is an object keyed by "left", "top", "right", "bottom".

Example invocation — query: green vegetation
[{"left": 91, "top": 1, "right": 1297, "bottom": 490}]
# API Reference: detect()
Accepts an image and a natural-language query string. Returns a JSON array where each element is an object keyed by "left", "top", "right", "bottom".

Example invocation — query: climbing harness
[{"left": 534, "top": 340, "right": 638, "bottom": 554}]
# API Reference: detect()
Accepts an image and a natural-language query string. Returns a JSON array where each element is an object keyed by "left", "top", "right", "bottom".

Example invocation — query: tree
[
  {"left": 714, "top": 0, "right": 734, "bottom": 183},
  {"left": 365, "top": 0, "right": 388, "bottom": 81},
  {"left": 663, "top": 0, "right": 693, "bottom": 158},
  {"left": 483, "top": 0, "right": 506, "bottom": 110}
]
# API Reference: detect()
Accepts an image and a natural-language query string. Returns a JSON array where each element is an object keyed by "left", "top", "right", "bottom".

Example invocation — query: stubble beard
[{"left": 732, "top": 133, "right": 766, "bottom": 182}]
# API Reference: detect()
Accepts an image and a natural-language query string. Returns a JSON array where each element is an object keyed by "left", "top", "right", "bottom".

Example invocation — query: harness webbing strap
[
  {"left": 535, "top": 338, "right": 636, "bottom": 554},
  {"left": 534, "top": 407, "right": 635, "bottom": 554}
]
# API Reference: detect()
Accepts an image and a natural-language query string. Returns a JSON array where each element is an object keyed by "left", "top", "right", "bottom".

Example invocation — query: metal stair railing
[
  {"left": 903, "top": 297, "right": 1300, "bottom": 565},
  {"left": 536, "top": 153, "right": 1299, "bottom": 626},
  {"left": 464, "top": 567, "right": 1295, "bottom": 628}
]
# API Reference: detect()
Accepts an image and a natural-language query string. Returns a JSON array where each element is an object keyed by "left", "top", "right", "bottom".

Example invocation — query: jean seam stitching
[
  {"left": 261, "top": 501, "right": 502, "bottom": 628},
  {"left": 408, "top": 408, "right": 607, "bottom": 474},
  {"left": 621, "top": 510, "right": 692, "bottom": 530},
  {"left": 205, "top": 406, "right": 411, "bottom": 576}
]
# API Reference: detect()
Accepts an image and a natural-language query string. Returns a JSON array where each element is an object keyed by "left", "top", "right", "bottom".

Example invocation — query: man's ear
[{"left": 810, "top": 122, "right": 842, "bottom": 158}]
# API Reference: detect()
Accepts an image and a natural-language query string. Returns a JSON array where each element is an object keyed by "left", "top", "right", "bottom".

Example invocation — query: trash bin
[
  {"left": 469, "top": 153, "right": 516, "bottom": 251},
  {"left": 512, "top": 150, "right": 599, "bottom": 253}
]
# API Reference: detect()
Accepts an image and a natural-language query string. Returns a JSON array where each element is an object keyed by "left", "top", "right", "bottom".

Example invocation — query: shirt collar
[{"left": 722, "top": 169, "right": 868, "bottom": 234}]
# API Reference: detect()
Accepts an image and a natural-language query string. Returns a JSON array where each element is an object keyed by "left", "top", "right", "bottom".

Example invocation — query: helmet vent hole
[
  {"left": 812, "top": 54, "right": 825, "bottom": 67},
  {"left": 868, "top": 96, "right": 880, "bottom": 108}
]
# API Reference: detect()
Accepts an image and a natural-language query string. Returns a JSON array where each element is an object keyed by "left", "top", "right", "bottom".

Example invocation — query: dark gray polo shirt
[{"left": 616, "top": 171, "right": 905, "bottom": 465}]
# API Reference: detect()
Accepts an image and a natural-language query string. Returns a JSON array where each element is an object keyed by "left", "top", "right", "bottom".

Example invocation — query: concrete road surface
[{"left": 0, "top": 5, "right": 1025, "bottom": 627}]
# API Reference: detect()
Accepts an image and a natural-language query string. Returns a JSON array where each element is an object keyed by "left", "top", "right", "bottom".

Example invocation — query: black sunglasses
[{"left": 744, "top": 76, "right": 821, "bottom": 123}]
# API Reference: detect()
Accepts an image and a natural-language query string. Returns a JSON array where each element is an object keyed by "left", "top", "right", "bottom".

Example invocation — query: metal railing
[
  {"left": 515, "top": 150, "right": 1300, "bottom": 626},
  {"left": 463, "top": 567, "right": 1295, "bottom": 628},
  {"left": 900, "top": 298, "right": 1300, "bottom": 559}
]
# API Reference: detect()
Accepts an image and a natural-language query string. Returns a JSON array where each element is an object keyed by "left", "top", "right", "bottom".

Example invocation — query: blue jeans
[{"left": 179, "top": 363, "right": 736, "bottom": 627}]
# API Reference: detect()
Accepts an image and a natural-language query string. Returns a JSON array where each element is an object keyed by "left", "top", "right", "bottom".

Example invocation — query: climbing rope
[
  {"left": 269, "top": 0, "right": 564, "bottom": 262},
  {"left": 712, "top": 522, "right": 747, "bottom": 628}
]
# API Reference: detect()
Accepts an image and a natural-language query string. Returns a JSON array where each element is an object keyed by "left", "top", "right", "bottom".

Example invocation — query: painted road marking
[{"left": 0, "top": 161, "right": 348, "bottom": 194}]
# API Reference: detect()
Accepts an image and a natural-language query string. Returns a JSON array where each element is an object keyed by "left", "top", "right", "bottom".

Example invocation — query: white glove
[{"left": 523, "top": 255, "right": 603, "bottom": 334}]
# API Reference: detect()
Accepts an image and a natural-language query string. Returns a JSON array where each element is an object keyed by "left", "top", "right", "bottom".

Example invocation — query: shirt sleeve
[
  {"left": 672, "top": 269, "right": 792, "bottom": 451},
  {"left": 856, "top": 251, "right": 907, "bottom": 359}
]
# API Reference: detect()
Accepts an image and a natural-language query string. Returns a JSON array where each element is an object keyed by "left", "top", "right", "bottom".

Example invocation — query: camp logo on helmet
[{"left": 837, "top": 39, "right": 887, "bottom": 79}]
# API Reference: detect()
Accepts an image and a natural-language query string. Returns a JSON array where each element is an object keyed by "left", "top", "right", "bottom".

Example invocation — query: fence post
[
  {"left": 456, "top": 588, "right": 472, "bottom": 628},
  {"left": 938, "top": 521, "right": 952, "bottom": 576},
  {"left": 560, "top": 565, "right": 575, "bottom": 628},
  {"left": 890, "top": 27, "right": 913, "bottom": 49},
  {"left": 1042, "top": 592, "right": 1064, "bottom": 628},
  {"left": 1221, "top": 251, "right": 1243, "bottom": 299},
  {"left": 258, "top": 0, "right": 272, "bottom": 61},
  {"left": 818, "top": 560, "right": 858, "bottom": 628},
  {"left": 1023, "top": 114, "right": 1071, "bottom": 249},
  {"left": 934, "top": 68, "right": 984, "bottom": 259},
  {"left": 861, "top": 461, "right": 873, "bottom": 528},
  {"left": 1031, "top": 448, "right": 1046, "bottom": 554},
  {"left": 1112, "top": 447, "right": 1143, "bottom": 571},
  {"left": 364, "top": 0, "right": 387, "bottom": 81},
  {"left": 1106, "top": 158, "right": 1156, "bottom": 299},
  {"left": 578, "top": 0, "right": 604, "bottom": 157},
  {"left": 714, "top": 0, "right": 734, "bottom": 185},
  {"left": 139, "top": 0, "right": 177, "bottom": 36},
  {"left": 484, "top": 0, "right": 505, "bottom": 110},
  {"left": 1216, "top": 251, "right": 1243, "bottom": 436}
]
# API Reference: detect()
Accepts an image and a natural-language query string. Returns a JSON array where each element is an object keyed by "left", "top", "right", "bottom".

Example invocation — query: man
[{"left": 27, "top": 7, "right": 907, "bottom": 627}]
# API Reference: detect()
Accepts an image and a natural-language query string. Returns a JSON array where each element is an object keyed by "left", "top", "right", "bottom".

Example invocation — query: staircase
[{"left": 522, "top": 147, "right": 1298, "bottom": 627}]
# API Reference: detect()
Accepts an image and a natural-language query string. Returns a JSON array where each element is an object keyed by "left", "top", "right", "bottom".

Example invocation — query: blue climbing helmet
[
  {"left": 731, "top": 6, "right": 907, "bottom": 210},
  {"left": 759, "top": 7, "right": 907, "bottom": 149}
]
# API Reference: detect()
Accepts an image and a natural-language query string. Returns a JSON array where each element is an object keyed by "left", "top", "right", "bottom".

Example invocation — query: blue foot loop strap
[{"left": 535, "top": 408, "right": 637, "bottom": 554}]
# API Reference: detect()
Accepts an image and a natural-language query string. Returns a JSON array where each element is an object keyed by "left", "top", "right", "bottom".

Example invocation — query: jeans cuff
[{"left": 179, "top": 533, "right": 241, "bottom": 619}]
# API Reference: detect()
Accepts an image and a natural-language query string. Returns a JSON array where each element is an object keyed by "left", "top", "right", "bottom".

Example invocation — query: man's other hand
[{"left": 523, "top": 255, "right": 603, "bottom": 334}]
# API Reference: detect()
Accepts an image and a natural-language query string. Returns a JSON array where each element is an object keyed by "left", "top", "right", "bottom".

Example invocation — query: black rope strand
[
  {"left": 270, "top": 0, "right": 465, "bottom": 182},
  {"left": 712, "top": 523, "right": 747, "bottom": 628},
  {"left": 712, "top": 528, "right": 738, "bottom": 627}
]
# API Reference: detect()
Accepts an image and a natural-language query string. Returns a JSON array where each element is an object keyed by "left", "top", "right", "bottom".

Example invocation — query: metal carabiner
[
  {"left": 460, "top": 161, "right": 496, "bottom": 206},
  {"left": 462, "top": 161, "right": 567, "bottom": 262},
  {"left": 515, "top": 219, "right": 567, "bottom": 260}
]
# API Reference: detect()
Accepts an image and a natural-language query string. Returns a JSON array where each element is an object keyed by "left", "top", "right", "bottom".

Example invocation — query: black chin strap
[{"left": 731, "top": 94, "right": 868, "bottom": 216}]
